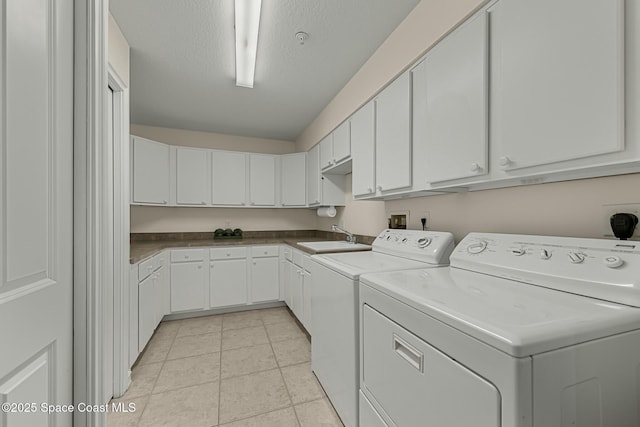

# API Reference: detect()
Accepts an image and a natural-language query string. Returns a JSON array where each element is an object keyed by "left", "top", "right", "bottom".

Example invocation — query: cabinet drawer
[
  {"left": 138, "top": 257, "right": 156, "bottom": 281},
  {"left": 153, "top": 250, "right": 167, "bottom": 267},
  {"left": 210, "top": 246, "right": 247, "bottom": 260},
  {"left": 282, "top": 246, "right": 293, "bottom": 261},
  {"left": 171, "top": 248, "right": 205, "bottom": 263},
  {"left": 251, "top": 245, "right": 279, "bottom": 258},
  {"left": 292, "top": 250, "right": 304, "bottom": 268}
]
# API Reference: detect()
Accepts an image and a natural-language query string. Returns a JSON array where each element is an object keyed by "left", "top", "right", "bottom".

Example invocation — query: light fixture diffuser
[{"left": 235, "top": 0, "right": 262, "bottom": 88}]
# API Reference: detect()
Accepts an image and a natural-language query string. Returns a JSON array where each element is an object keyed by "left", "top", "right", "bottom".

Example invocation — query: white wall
[{"left": 108, "top": 14, "right": 130, "bottom": 86}]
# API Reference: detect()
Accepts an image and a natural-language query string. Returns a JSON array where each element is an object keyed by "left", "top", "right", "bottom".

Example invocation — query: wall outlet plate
[{"left": 602, "top": 203, "right": 640, "bottom": 240}]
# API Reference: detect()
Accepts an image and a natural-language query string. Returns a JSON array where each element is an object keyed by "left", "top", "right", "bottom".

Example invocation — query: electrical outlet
[
  {"left": 419, "top": 211, "right": 431, "bottom": 230},
  {"left": 601, "top": 203, "right": 640, "bottom": 239}
]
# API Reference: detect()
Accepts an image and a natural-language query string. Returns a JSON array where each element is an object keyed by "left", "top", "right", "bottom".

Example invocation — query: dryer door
[{"left": 362, "top": 304, "right": 501, "bottom": 426}]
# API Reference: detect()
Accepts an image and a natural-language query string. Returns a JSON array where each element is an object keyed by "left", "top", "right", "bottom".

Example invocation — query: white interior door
[{"left": 0, "top": 0, "right": 74, "bottom": 425}]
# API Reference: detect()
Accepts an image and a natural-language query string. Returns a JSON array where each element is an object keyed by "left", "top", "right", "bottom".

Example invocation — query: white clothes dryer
[{"left": 359, "top": 233, "right": 640, "bottom": 427}]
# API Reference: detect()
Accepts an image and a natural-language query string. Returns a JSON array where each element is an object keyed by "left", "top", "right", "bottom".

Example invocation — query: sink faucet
[{"left": 332, "top": 224, "right": 356, "bottom": 244}]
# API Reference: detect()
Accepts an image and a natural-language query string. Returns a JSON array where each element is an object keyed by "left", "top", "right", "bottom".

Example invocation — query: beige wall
[
  {"left": 316, "top": 173, "right": 640, "bottom": 242},
  {"left": 295, "top": 0, "right": 487, "bottom": 152},
  {"left": 131, "top": 124, "right": 295, "bottom": 154},
  {"left": 108, "top": 14, "right": 130, "bottom": 86},
  {"left": 131, "top": 206, "right": 317, "bottom": 233}
]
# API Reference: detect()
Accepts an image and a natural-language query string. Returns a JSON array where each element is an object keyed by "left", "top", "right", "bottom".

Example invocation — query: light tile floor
[{"left": 108, "top": 307, "right": 344, "bottom": 427}]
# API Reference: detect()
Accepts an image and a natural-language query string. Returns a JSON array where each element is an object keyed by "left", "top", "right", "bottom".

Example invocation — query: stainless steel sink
[{"left": 296, "top": 241, "right": 371, "bottom": 253}]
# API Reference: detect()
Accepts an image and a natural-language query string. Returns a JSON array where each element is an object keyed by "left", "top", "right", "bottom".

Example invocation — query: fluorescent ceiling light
[{"left": 235, "top": 0, "right": 262, "bottom": 88}]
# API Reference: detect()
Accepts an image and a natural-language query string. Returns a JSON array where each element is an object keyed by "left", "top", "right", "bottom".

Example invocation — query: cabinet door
[
  {"left": 288, "top": 265, "right": 303, "bottom": 321},
  {"left": 282, "top": 260, "right": 292, "bottom": 308},
  {"left": 212, "top": 151, "right": 247, "bottom": 205},
  {"left": 138, "top": 275, "right": 155, "bottom": 352},
  {"left": 170, "top": 261, "right": 206, "bottom": 312},
  {"left": 210, "top": 259, "right": 248, "bottom": 308},
  {"left": 301, "top": 270, "right": 312, "bottom": 334},
  {"left": 281, "top": 153, "right": 307, "bottom": 206},
  {"left": 306, "top": 145, "right": 320, "bottom": 206},
  {"left": 129, "top": 266, "right": 139, "bottom": 366},
  {"left": 351, "top": 101, "right": 376, "bottom": 197},
  {"left": 320, "top": 134, "right": 334, "bottom": 170},
  {"left": 176, "top": 147, "right": 210, "bottom": 205},
  {"left": 249, "top": 154, "right": 276, "bottom": 206},
  {"left": 490, "top": 0, "right": 623, "bottom": 171},
  {"left": 155, "top": 265, "right": 169, "bottom": 323},
  {"left": 375, "top": 71, "right": 412, "bottom": 192},
  {"left": 132, "top": 137, "right": 170, "bottom": 204},
  {"left": 420, "top": 11, "right": 488, "bottom": 183},
  {"left": 251, "top": 257, "right": 279, "bottom": 303},
  {"left": 332, "top": 121, "right": 351, "bottom": 164}
]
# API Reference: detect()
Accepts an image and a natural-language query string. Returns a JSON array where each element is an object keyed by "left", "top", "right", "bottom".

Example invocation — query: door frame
[
  {"left": 108, "top": 63, "right": 131, "bottom": 398},
  {"left": 74, "top": 0, "right": 110, "bottom": 426}
]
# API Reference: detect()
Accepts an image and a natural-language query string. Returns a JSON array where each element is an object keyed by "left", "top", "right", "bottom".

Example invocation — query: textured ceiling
[{"left": 109, "top": 0, "right": 421, "bottom": 141}]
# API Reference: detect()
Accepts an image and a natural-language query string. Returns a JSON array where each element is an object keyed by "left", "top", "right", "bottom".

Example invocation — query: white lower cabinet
[
  {"left": 136, "top": 250, "right": 169, "bottom": 355},
  {"left": 170, "top": 249, "right": 207, "bottom": 312},
  {"left": 284, "top": 249, "right": 311, "bottom": 333},
  {"left": 138, "top": 274, "right": 156, "bottom": 352},
  {"left": 210, "top": 258, "right": 248, "bottom": 308},
  {"left": 250, "top": 246, "right": 280, "bottom": 303}
]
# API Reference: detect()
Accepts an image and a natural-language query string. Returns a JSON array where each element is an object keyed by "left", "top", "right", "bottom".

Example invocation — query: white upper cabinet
[
  {"left": 132, "top": 136, "right": 170, "bottom": 204},
  {"left": 351, "top": 100, "right": 376, "bottom": 198},
  {"left": 319, "top": 134, "right": 334, "bottom": 171},
  {"left": 281, "top": 153, "right": 307, "bottom": 206},
  {"left": 212, "top": 151, "right": 247, "bottom": 206},
  {"left": 175, "top": 147, "right": 211, "bottom": 205},
  {"left": 320, "top": 122, "right": 351, "bottom": 172},
  {"left": 414, "top": 10, "right": 488, "bottom": 185},
  {"left": 489, "top": 0, "right": 624, "bottom": 172},
  {"left": 332, "top": 120, "right": 351, "bottom": 165},
  {"left": 307, "top": 145, "right": 321, "bottom": 206},
  {"left": 249, "top": 154, "right": 277, "bottom": 206},
  {"left": 375, "top": 71, "right": 412, "bottom": 193}
]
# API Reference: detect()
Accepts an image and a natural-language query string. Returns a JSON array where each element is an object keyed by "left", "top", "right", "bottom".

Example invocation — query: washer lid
[
  {"left": 311, "top": 251, "right": 439, "bottom": 279},
  {"left": 360, "top": 267, "right": 640, "bottom": 357}
]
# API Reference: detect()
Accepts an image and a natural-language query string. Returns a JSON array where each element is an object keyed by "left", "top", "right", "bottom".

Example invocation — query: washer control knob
[
  {"left": 510, "top": 248, "right": 526, "bottom": 256},
  {"left": 467, "top": 241, "right": 487, "bottom": 254},
  {"left": 386, "top": 235, "right": 391, "bottom": 241},
  {"left": 417, "top": 237, "right": 432, "bottom": 248},
  {"left": 402, "top": 237, "right": 408, "bottom": 243},
  {"left": 604, "top": 256, "right": 623, "bottom": 268},
  {"left": 568, "top": 252, "right": 586, "bottom": 264},
  {"left": 540, "top": 249, "right": 552, "bottom": 260}
]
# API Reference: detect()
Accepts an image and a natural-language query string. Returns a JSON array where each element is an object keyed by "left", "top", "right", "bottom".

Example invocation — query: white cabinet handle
[
  {"left": 210, "top": 263, "right": 214, "bottom": 268},
  {"left": 184, "top": 255, "right": 189, "bottom": 259},
  {"left": 197, "top": 265, "right": 202, "bottom": 269},
  {"left": 253, "top": 262, "right": 256, "bottom": 265},
  {"left": 376, "top": 185, "right": 383, "bottom": 192},
  {"left": 162, "top": 200, "right": 168, "bottom": 204},
  {"left": 367, "top": 187, "right": 373, "bottom": 193},
  {"left": 499, "top": 156, "right": 512, "bottom": 167},
  {"left": 201, "top": 201, "right": 206, "bottom": 205},
  {"left": 241, "top": 202, "right": 246, "bottom": 206},
  {"left": 470, "top": 162, "right": 481, "bottom": 172},
  {"left": 250, "top": 202, "right": 255, "bottom": 206}
]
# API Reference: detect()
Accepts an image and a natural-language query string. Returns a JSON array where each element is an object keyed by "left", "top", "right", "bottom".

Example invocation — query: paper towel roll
[{"left": 316, "top": 206, "right": 337, "bottom": 218}]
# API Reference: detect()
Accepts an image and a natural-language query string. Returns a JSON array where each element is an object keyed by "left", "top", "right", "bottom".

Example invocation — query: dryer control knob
[
  {"left": 510, "top": 248, "right": 526, "bottom": 256},
  {"left": 568, "top": 252, "right": 586, "bottom": 264},
  {"left": 540, "top": 249, "right": 552, "bottom": 260},
  {"left": 604, "top": 256, "right": 623, "bottom": 268},
  {"left": 467, "top": 241, "right": 487, "bottom": 254},
  {"left": 417, "top": 237, "right": 432, "bottom": 248}
]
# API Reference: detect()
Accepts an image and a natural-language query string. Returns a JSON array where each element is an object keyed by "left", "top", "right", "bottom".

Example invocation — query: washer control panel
[
  {"left": 373, "top": 229, "right": 455, "bottom": 264},
  {"left": 453, "top": 232, "right": 640, "bottom": 307}
]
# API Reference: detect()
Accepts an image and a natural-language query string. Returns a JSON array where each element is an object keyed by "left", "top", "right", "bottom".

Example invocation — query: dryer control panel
[
  {"left": 452, "top": 233, "right": 640, "bottom": 307},
  {"left": 372, "top": 229, "right": 455, "bottom": 265}
]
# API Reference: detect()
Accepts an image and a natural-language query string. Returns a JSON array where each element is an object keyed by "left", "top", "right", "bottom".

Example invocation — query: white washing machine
[
  {"left": 359, "top": 233, "right": 640, "bottom": 427},
  {"left": 309, "top": 229, "right": 455, "bottom": 427}
]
